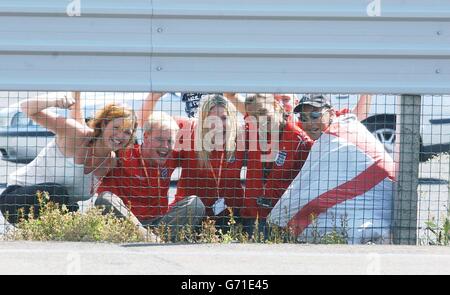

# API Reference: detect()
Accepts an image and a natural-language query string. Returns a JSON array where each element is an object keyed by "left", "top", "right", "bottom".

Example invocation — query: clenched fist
[{"left": 54, "top": 95, "right": 76, "bottom": 109}]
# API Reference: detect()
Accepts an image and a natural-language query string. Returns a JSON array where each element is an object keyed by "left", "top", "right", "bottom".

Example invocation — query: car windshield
[{"left": 10, "top": 112, "right": 32, "bottom": 127}]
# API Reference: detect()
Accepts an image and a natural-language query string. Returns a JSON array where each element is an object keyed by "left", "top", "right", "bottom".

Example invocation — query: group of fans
[{"left": 0, "top": 91, "right": 395, "bottom": 244}]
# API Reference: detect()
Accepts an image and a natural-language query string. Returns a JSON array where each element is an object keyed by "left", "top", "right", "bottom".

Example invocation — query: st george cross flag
[{"left": 268, "top": 114, "right": 395, "bottom": 244}]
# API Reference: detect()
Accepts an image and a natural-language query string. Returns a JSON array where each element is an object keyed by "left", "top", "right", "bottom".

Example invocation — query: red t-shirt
[
  {"left": 241, "top": 117, "right": 313, "bottom": 219},
  {"left": 98, "top": 144, "right": 178, "bottom": 222},
  {"left": 174, "top": 118, "right": 244, "bottom": 217}
]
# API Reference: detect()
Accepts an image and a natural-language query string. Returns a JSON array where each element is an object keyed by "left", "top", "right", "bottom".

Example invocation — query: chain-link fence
[{"left": 0, "top": 91, "right": 448, "bottom": 245}]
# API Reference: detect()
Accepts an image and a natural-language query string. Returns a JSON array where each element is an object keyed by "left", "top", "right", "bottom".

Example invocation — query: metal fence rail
[{"left": 0, "top": 0, "right": 449, "bottom": 93}]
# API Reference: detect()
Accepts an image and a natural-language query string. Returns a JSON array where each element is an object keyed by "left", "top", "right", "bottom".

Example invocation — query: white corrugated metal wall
[{"left": 0, "top": 0, "right": 449, "bottom": 93}]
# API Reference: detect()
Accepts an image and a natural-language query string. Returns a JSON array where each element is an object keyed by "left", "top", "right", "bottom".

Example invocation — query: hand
[
  {"left": 54, "top": 95, "right": 76, "bottom": 109},
  {"left": 223, "top": 92, "right": 237, "bottom": 100}
]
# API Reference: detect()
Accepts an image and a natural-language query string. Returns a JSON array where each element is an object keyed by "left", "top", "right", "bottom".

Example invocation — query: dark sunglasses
[{"left": 299, "top": 109, "right": 329, "bottom": 123}]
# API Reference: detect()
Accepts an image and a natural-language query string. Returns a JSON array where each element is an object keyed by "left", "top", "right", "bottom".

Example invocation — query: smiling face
[
  {"left": 206, "top": 105, "right": 228, "bottom": 141},
  {"left": 299, "top": 105, "right": 334, "bottom": 140},
  {"left": 141, "top": 127, "right": 175, "bottom": 166},
  {"left": 101, "top": 117, "right": 135, "bottom": 150},
  {"left": 245, "top": 94, "right": 276, "bottom": 122}
]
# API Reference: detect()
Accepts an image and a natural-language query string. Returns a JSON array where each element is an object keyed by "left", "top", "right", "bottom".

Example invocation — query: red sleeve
[{"left": 97, "top": 160, "right": 126, "bottom": 196}]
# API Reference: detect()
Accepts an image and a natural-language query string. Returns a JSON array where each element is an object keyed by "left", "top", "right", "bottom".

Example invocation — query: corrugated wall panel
[{"left": 0, "top": 0, "right": 449, "bottom": 93}]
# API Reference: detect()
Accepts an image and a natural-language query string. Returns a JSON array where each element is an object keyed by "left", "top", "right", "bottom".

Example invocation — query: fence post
[{"left": 393, "top": 94, "right": 421, "bottom": 245}]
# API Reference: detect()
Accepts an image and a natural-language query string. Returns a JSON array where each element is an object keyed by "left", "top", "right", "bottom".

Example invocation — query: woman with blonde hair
[
  {"left": 175, "top": 94, "right": 245, "bottom": 227},
  {"left": 0, "top": 92, "right": 137, "bottom": 223}
]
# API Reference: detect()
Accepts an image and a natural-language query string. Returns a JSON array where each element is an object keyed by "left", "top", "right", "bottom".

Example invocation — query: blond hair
[
  {"left": 88, "top": 103, "right": 138, "bottom": 150},
  {"left": 144, "top": 111, "right": 179, "bottom": 137},
  {"left": 195, "top": 94, "right": 238, "bottom": 167}
]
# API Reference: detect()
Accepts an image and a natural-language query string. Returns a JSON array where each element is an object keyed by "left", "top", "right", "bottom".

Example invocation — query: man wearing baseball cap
[
  {"left": 268, "top": 93, "right": 396, "bottom": 244},
  {"left": 293, "top": 94, "right": 334, "bottom": 140}
]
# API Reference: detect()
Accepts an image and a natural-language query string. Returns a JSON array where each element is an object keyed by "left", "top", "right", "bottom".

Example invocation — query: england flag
[{"left": 268, "top": 114, "right": 395, "bottom": 244}]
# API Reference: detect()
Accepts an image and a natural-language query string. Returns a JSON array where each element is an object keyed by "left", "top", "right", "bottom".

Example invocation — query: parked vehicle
[{"left": 329, "top": 94, "right": 450, "bottom": 161}]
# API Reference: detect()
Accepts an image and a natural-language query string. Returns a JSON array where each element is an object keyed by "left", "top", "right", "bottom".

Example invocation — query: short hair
[{"left": 143, "top": 111, "right": 179, "bottom": 135}]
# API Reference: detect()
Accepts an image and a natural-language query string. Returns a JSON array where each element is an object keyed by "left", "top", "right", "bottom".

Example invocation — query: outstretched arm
[
  {"left": 224, "top": 92, "right": 246, "bottom": 115},
  {"left": 352, "top": 94, "right": 373, "bottom": 121},
  {"left": 138, "top": 92, "right": 164, "bottom": 128}
]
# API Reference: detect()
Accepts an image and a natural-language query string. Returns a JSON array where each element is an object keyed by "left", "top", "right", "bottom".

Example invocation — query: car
[
  {"left": 328, "top": 94, "right": 450, "bottom": 161},
  {"left": 0, "top": 102, "right": 53, "bottom": 163},
  {"left": 0, "top": 92, "right": 186, "bottom": 163}
]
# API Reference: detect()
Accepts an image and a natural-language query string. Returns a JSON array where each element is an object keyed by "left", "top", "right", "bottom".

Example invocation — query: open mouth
[{"left": 157, "top": 150, "right": 169, "bottom": 158}]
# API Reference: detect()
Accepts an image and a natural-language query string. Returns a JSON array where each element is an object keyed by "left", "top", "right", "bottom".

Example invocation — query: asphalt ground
[{"left": 0, "top": 242, "right": 449, "bottom": 275}]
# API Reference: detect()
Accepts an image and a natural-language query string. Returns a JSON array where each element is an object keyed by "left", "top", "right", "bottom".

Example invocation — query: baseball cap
[{"left": 293, "top": 94, "right": 332, "bottom": 113}]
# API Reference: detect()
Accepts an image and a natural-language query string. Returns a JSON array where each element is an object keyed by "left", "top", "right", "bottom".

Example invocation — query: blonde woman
[
  {"left": 174, "top": 94, "right": 245, "bottom": 225},
  {"left": 0, "top": 92, "right": 137, "bottom": 223}
]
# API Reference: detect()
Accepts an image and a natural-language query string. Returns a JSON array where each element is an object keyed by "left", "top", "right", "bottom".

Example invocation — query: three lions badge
[{"left": 275, "top": 151, "right": 288, "bottom": 166}]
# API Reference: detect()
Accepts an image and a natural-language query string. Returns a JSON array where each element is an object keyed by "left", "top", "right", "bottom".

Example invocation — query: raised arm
[
  {"left": 352, "top": 94, "right": 373, "bottom": 121},
  {"left": 224, "top": 93, "right": 247, "bottom": 115},
  {"left": 138, "top": 92, "right": 164, "bottom": 128},
  {"left": 69, "top": 91, "right": 86, "bottom": 125},
  {"left": 20, "top": 94, "right": 89, "bottom": 155}
]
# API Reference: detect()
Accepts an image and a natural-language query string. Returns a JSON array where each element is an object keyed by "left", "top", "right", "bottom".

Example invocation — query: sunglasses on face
[{"left": 299, "top": 109, "right": 329, "bottom": 123}]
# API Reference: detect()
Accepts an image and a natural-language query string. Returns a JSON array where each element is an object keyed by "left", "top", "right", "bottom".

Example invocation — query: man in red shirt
[
  {"left": 96, "top": 111, "right": 205, "bottom": 240},
  {"left": 227, "top": 93, "right": 313, "bottom": 237}
]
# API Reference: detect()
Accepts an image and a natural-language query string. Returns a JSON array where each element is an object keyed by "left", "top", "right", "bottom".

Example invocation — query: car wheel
[
  {"left": 364, "top": 116, "right": 427, "bottom": 162},
  {"left": 364, "top": 118, "right": 396, "bottom": 156}
]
